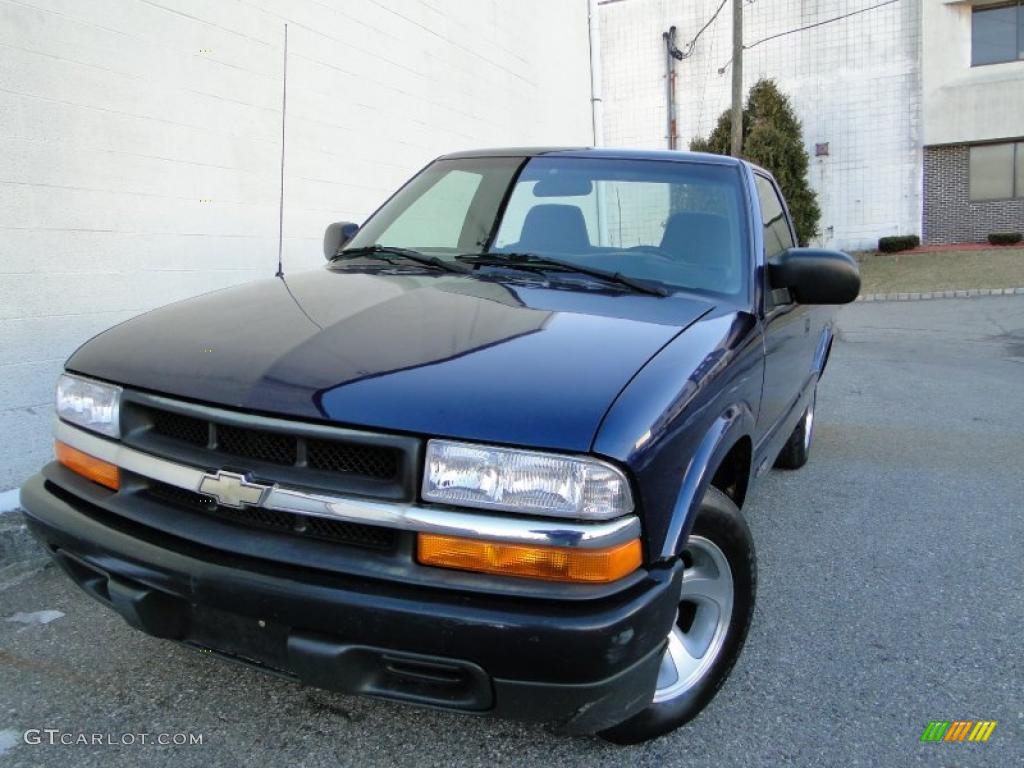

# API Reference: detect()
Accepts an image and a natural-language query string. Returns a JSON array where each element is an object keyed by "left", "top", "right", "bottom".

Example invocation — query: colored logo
[{"left": 920, "top": 721, "right": 997, "bottom": 742}]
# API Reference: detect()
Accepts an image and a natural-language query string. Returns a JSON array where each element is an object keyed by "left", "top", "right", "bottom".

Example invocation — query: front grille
[
  {"left": 217, "top": 424, "right": 297, "bottom": 465},
  {"left": 145, "top": 481, "right": 397, "bottom": 550},
  {"left": 151, "top": 409, "right": 208, "bottom": 447},
  {"left": 128, "top": 404, "right": 405, "bottom": 484},
  {"left": 307, "top": 437, "right": 399, "bottom": 478}
]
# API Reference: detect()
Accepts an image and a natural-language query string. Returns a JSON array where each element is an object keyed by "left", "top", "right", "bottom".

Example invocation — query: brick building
[
  {"left": 597, "top": 0, "right": 1024, "bottom": 249},
  {"left": 922, "top": 1, "right": 1024, "bottom": 244}
]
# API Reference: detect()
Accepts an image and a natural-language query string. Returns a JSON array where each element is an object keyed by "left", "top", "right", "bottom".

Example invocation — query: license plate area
[{"left": 188, "top": 604, "right": 291, "bottom": 671}]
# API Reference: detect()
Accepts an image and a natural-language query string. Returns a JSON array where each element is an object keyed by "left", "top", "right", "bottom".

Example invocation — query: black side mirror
[
  {"left": 323, "top": 221, "right": 360, "bottom": 260},
  {"left": 768, "top": 248, "right": 860, "bottom": 304}
]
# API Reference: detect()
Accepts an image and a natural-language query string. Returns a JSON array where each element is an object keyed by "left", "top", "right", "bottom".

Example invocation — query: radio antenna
[{"left": 275, "top": 23, "right": 288, "bottom": 278}]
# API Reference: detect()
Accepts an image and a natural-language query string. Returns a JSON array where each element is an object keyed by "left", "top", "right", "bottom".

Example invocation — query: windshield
[{"left": 345, "top": 155, "right": 751, "bottom": 299}]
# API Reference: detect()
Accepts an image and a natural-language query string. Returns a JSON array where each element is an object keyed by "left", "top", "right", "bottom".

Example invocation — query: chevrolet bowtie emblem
[{"left": 197, "top": 470, "right": 271, "bottom": 509}]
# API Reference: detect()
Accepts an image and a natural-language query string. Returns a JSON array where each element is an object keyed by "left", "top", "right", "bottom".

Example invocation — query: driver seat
[
  {"left": 660, "top": 212, "right": 732, "bottom": 268},
  {"left": 513, "top": 204, "right": 591, "bottom": 254}
]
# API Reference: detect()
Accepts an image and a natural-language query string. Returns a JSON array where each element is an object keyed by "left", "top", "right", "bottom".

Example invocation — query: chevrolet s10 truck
[{"left": 21, "top": 148, "right": 859, "bottom": 743}]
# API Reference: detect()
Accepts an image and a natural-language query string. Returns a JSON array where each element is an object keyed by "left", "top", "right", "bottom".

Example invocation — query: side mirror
[
  {"left": 323, "top": 221, "right": 360, "bottom": 260},
  {"left": 768, "top": 248, "right": 860, "bottom": 304}
]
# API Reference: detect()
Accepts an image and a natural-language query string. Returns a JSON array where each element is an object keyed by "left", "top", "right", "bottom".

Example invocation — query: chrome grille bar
[{"left": 55, "top": 420, "right": 641, "bottom": 550}]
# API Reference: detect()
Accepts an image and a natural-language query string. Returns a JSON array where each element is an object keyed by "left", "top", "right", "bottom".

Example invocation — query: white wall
[
  {"left": 923, "top": 0, "right": 1024, "bottom": 146},
  {"left": 599, "top": 0, "right": 923, "bottom": 251},
  {"left": 0, "top": 0, "right": 595, "bottom": 492}
]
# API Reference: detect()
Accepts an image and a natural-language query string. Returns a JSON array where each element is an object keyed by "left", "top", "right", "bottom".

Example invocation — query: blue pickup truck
[{"left": 21, "top": 148, "right": 858, "bottom": 743}]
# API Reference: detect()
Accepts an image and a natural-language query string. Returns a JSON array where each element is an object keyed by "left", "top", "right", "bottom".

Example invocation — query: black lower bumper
[{"left": 20, "top": 474, "right": 681, "bottom": 734}]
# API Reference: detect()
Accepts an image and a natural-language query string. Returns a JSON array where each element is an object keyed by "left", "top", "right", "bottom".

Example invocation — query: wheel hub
[{"left": 653, "top": 535, "right": 734, "bottom": 703}]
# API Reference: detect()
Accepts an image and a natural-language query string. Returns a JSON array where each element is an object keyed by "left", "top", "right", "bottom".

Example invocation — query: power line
[
  {"left": 695, "top": 8, "right": 719, "bottom": 136},
  {"left": 718, "top": 0, "right": 901, "bottom": 73},
  {"left": 746, "top": 0, "right": 900, "bottom": 51},
  {"left": 679, "top": 0, "right": 729, "bottom": 59}
]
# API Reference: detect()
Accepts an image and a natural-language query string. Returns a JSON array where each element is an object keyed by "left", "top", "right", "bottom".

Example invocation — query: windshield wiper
[
  {"left": 333, "top": 245, "right": 469, "bottom": 274},
  {"left": 457, "top": 252, "right": 668, "bottom": 297}
]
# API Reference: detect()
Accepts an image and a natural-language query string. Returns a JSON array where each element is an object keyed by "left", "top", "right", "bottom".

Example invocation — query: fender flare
[
  {"left": 814, "top": 326, "right": 833, "bottom": 376},
  {"left": 658, "top": 404, "right": 755, "bottom": 560}
]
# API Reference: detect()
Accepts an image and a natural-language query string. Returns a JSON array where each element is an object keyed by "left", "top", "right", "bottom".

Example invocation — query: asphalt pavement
[{"left": 1, "top": 296, "right": 1022, "bottom": 767}]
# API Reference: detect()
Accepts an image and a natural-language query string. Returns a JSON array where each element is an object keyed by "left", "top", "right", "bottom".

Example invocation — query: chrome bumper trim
[{"left": 55, "top": 421, "right": 640, "bottom": 549}]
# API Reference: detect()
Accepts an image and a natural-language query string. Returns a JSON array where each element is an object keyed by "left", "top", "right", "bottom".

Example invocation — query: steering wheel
[
  {"left": 630, "top": 246, "right": 739, "bottom": 290},
  {"left": 621, "top": 245, "right": 679, "bottom": 262},
  {"left": 623, "top": 246, "right": 727, "bottom": 273}
]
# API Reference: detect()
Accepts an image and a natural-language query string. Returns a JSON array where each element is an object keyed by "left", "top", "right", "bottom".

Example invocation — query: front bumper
[{"left": 20, "top": 474, "right": 680, "bottom": 734}]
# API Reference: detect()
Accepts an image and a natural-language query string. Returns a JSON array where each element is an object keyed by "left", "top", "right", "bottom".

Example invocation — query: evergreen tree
[{"left": 691, "top": 79, "right": 821, "bottom": 245}]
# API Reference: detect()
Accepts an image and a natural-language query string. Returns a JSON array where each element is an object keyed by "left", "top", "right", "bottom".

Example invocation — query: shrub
[
  {"left": 690, "top": 79, "right": 821, "bottom": 246},
  {"left": 988, "top": 232, "right": 1023, "bottom": 246},
  {"left": 877, "top": 235, "right": 920, "bottom": 253}
]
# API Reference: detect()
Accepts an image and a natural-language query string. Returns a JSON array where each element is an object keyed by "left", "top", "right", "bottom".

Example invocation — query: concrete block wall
[
  {"left": 599, "top": 0, "right": 923, "bottom": 251},
  {"left": 922, "top": 145, "right": 1024, "bottom": 244},
  {"left": 0, "top": 0, "right": 595, "bottom": 492}
]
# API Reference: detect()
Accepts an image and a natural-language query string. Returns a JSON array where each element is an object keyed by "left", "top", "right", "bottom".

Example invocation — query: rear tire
[
  {"left": 773, "top": 387, "right": 816, "bottom": 470},
  {"left": 599, "top": 487, "right": 756, "bottom": 745}
]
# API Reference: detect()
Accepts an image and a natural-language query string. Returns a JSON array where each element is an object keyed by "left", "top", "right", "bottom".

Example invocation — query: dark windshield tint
[{"left": 347, "top": 155, "right": 750, "bottom": 300}]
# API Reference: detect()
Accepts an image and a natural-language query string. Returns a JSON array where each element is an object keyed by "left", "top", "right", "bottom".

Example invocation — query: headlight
[
  {"left": 422, "top": 439, "right": 633, "bottom": 520},
  {"left": 56, "top": 373, "right": 121, "bottom": 438}
]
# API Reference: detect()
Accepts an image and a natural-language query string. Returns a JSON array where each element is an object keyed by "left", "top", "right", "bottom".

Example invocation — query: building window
[
  {"left": 968, "top": 142, "right": 1024, "bottom": 201},
  {"left": 972, "top": 2, "right": 1023, "bottom": 66}
]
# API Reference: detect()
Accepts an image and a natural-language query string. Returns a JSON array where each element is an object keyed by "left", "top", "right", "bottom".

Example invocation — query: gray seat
[
  {"left": 660, "top": 212, "right": 732, "bottom": 269},
  {"left": 514, "top": 204, "right": 591, "bottom": 253}
]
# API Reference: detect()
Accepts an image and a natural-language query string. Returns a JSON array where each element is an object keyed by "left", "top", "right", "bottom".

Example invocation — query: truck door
[{"left": 753, "top": 173, "right": 815, "bottom": 447}]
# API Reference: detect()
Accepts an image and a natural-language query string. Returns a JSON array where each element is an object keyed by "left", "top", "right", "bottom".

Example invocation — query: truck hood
[{"left": 68, "top": 269, "right": 713, "bottom": 452}]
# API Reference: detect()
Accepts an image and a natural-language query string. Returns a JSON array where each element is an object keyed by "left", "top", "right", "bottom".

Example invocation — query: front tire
[
  {"left": 599, "top": 487, "right": 756, "bottom": 745},
  {"left": 774, "top": 387, "right": 816, "bottom": 469}
]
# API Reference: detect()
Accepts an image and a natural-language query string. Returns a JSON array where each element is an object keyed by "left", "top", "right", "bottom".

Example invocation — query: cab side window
[
  {"left": 754, "top": 174, "right": 795, "bottom": 258},
  {"left": 754, "top": 174, "right": 796, "bottom": 306}
]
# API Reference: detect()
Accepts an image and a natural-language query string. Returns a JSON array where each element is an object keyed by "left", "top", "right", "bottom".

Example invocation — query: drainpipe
[
  {"left": 587, "top": 0, "right": 604, "bottom": 147},
  {"left": 663, "top": 26, "right": 683, "bottom": 150},
  {"left": 587, "top": 0, "right": 608, "bottom": 246}
]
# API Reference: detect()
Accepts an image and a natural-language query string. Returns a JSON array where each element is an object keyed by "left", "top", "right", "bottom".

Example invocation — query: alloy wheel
[{"left": 653, "top": 535, "right": 734, "bottom": 703}]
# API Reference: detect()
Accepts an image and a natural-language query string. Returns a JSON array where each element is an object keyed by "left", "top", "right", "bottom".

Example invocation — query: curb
[
  {"left": 857, "top": 287, "right": 1024, "bottom": 303},
  {"left": 0, "top": 509, "right": 49, "bottom": 586}
]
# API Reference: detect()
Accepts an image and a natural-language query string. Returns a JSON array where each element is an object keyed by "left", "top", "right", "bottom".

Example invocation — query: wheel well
[{"left": 709, "top": 436, "right": 752, "bottom": 509}]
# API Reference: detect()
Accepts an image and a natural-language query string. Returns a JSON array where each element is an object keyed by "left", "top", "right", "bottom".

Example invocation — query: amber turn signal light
[
  {"left": 55, "top": 441, "right": 120, "bottom": 490},
  {"left": 416, "top": 533, "right": 641, "bottom": 583}
]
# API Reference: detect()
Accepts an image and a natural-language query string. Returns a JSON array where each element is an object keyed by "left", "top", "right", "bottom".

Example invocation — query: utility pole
[{"left": 730, "top": 0, "right": 743, "bottom": 157}]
